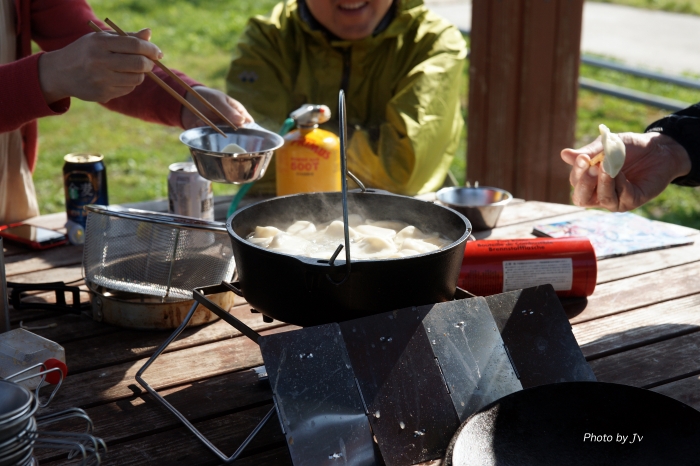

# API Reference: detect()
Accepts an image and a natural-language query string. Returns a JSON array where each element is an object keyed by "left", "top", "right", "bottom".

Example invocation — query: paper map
[{"left": 533, "top": 212, "right": 695, "bottom": 259}]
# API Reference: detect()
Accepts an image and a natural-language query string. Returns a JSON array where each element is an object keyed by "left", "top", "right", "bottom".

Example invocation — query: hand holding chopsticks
[{"left": 87, "top": 19, "right": 240, "bottom": 136}]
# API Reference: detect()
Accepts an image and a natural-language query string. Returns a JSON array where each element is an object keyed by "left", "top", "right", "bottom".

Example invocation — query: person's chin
[{"left": 332, "top": 19, "right": 375, "bottom": 40}]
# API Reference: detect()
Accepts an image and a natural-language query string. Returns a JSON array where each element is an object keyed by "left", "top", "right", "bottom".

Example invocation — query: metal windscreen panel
[
  {"left": 259, "top": 324, "right": 378, "bottom": 466},
  {"left": 421, "top": 298, "right": 522, "bottom": 422},
  {"left": 485, "top": 284, "right": 596, "bottom": 388},
  {"left": 339, "top": 308, "right": 460, "bottom": 466}
]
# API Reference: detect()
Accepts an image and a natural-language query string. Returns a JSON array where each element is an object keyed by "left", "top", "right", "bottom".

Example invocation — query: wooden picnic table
[{"left": 6, "top": 199, "right": 700, "bottom": 465}]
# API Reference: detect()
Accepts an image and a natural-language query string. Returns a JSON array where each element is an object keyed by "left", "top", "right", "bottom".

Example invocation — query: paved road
[{"left": 424, "top": 0, "right": 700, "bottom": 76}]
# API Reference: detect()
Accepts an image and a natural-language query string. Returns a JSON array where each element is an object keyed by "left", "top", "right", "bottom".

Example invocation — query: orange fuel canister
[
  {"left": 458, "top": 238, "right": 597, "bottom": 297},
  {"left": 276, "top": 105, "right": 341, "bottom": 196}
]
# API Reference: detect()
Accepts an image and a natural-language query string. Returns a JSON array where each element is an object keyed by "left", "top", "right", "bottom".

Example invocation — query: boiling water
[{"left": 247, "top": 214, "right": 451, "bottom": 260}]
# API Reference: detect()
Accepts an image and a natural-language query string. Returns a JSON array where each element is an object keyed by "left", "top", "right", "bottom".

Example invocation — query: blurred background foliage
[{"left": 33, "top": 0, "right": 700, "bottom": 228}]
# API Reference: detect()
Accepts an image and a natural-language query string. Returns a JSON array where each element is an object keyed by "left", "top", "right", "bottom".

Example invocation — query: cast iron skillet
[
  {"left": 444, "top": 381, "right": 700, "bottom": 466},
  {"left": 226, "top": 190, "right": 471, "bottom": 327}
]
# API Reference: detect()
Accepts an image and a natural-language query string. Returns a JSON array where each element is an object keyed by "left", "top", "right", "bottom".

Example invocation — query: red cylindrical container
[{"left": 458, "top": 238, "right": 597, "bottom": 297}]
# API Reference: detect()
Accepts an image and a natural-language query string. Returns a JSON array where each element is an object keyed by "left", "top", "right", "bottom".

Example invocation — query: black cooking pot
[
  {"left": 444, "top": 382, "right": 700, "bottom": 466},
  {"left": 226, "top": 190, "right": 471, "bottom": 326}
]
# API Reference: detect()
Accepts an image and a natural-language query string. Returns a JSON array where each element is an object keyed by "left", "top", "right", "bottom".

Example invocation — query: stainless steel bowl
[
  {"left": 180, "top": 126, "right": 284, "bottom": 184},
  {"left": 436, "top": 186, "right": 512, "bottom": 231}
]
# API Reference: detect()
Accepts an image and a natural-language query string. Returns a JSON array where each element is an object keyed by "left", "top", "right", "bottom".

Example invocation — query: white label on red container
[{"left": 502, "top": 258, "right": 573, "bottom": 292}]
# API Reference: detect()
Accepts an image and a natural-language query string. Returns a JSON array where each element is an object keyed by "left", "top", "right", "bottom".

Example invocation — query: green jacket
[{"left": 226, "top": 0, "right": 467, "bottom": 195}]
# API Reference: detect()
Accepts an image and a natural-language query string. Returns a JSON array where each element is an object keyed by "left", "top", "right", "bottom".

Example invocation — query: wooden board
[
  {"left": 569, "top": 261, "right": 700, "bottom": 324},
  {"left": 574, "top": 294, "right": 700, "bottom": 359},
  {"left": 588, "top": 331, "right": 700, "bottom": 388},
  {"left": 9, "top": 201, "right": 699, "bottom": 465}
]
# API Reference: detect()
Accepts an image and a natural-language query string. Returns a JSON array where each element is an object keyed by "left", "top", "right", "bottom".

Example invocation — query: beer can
[
  {"left": 63, "top": 154, "right": 108, "bottom": 244},
  {"left": 458, "top": 238, "right": 597, "bottom": 298},
  {"left": 168, "top": 162, "right": 214, "bottom": 220}
]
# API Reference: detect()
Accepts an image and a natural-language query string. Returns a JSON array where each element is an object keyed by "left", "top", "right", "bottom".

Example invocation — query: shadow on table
[{"left": 580, "top": 322, "right": 700, "bottom": 361}]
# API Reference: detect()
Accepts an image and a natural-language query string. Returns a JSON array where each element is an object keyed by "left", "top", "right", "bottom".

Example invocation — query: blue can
[{"left": 63, "top": 153, "right": 108, "bottom": 231}]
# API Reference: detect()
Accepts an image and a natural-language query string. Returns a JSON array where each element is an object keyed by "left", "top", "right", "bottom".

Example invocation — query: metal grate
[{"left": 83, "top": 205, "right": 235, "bottom": 302}]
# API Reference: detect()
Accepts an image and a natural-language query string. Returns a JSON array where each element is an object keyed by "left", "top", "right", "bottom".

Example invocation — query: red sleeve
[
  {"left": 100, "top": 68, "right": 202, "bottom": 129},
  {"left": 0, "top": 53, "right": 69, "bottom": 133},
  {"left": 10, "top": 0, "right": 202, "bottom": 129}
]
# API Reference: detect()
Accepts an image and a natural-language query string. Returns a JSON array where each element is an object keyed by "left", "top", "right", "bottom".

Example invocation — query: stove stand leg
[{"left": 135, "top": 301, "right": 272, "bottom": 464}]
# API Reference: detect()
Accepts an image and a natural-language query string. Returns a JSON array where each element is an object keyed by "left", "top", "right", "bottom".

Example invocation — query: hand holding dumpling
[{"left": 560, "top": 131, "right": 691, "bottom": 212}]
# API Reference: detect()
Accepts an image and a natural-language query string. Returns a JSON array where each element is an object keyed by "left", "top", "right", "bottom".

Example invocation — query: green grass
[
  {"left": 590, "top": 0, "right": 700, "bottom": 15},
  {"left": 32, "top": 1, "right": 700, "bottom": 229}
]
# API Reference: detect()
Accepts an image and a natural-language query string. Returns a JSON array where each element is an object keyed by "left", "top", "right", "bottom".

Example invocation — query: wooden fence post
[{"left": 467, "top": 0, "right": 584, "bottom": 204}]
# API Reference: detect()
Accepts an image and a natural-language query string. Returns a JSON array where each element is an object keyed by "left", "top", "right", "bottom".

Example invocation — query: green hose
[{"left": 226, "top": 118, "right": 295, "bottom": 218}]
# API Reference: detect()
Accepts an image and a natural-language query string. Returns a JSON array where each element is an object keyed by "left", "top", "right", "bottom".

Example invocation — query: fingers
[
  {"left": 96, "top": 32, "right": 163, "bottom": 60},
  {"left": 129, "top": 28, "right": 152, "bottom": 42},
  {"left": 570, "top": 154, "right": 600, "bottom": 207},
  {"left": 107, "top": 54, "right": 154, "bottom": 74},
  {"left": 561, "top": 138, "right": 604, "bottom": 165},
  {"left": 225, "top": 96, "right": 254, "bottom": 125},
  {"left": 595, "top": 170, "right": 621, "bottom": 212}
]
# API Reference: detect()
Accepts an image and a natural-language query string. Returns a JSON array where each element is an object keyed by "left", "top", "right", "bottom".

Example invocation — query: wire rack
[{"left": 83, "top": 205, "right": 236, "bottom": 302}]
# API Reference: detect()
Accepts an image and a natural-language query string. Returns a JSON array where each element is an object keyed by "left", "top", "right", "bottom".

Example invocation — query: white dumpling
[
  {"left": 599, "top": 124, "right": 626, "bottom": 178},
  {"left": 354, "top": 224, "right": 397, "bottom": 239},
  {"left": 268, "top": 233, "right": 311, "bottom": 254},
  {"left": 247, "top": 237, "right": 273, "bottom": 248},
  {"left": 222, "top": 143, "right": 246, "bottom": 154},
  {"left": 286, "top": 221, "right": 316, "bottom": 236},
  {"left": 354, "top": 236, "right": 397, "bottom": 257},
  {"left": 395, "top": 226, "right": 427, "bottom": 245},
  {"left": 321, "top": 220, "right": 359, "bottom": 239},
  {"left": 401, "top": 238, "right": 440, "bottom": 254},
  {"left": 368, "top": 220, "right": 407, "bottom": 231},
  {"left": 254, "top": 226, "right": 281, "bottom": 238},
  {"left": 347, "top": 214, "right": 365, "bottom": 227}
]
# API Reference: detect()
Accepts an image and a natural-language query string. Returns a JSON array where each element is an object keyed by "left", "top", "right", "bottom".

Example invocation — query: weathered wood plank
[
  {"left": 4, "top": 244, "right": 82, "bottom": 277},
  {"left": 17, "top": 313, "right": 119, "bottom": 345},
  {"left": 574, "top": 294, "right": 700, "bottom": 359},
  {"left": 7, "top": 264, "right": 83, "bottom": 285},
  {"left": 2, "top": 241, "right": 28, "bottom": 257},
  {"left": 43, "top": 404, "right": 288, "bottom": 466},
  {"left": 34, "top": 368, "right": 274, "bottom": 461},
  {"left": 652, "top": 374, "right": 700, "bottom": 412},
  {"left": 588, "top": 331, "right": 700, "bottom": 388},
  {"left": 46, "top": 325, "right": 294, "bottom": 412},
  {"left": 62, "top": 304, "right": 287, "bottom": 374},
  {"left": 597, "top": 237, "right": 700, "bottom": 284},
  {"left": 569, "top": 262, "right": 700, "bottom": 324},
  {"left": 494, "top": 201, "right": 583, "bottom": 228}
]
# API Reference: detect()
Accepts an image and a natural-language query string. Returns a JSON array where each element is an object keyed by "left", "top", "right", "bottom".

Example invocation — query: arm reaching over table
[
  {"left": 561, "top": 103, "right": 700, "bottom": 212},
  {"left": 561, "top": 132, "right": 691, "bottom": 212}
]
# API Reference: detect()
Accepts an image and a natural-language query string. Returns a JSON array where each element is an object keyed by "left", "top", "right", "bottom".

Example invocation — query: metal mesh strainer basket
[{"left": 83, "top": 205, "right": 235, "bottom": 302}]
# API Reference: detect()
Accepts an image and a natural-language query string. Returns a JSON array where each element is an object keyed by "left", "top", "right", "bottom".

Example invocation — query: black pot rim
[{"left": 226, "top": 191, "right": 472, "bottom": 267}]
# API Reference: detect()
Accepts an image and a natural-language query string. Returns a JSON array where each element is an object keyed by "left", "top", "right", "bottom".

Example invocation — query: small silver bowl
[
  {"left": 180, "top": 126, "right": 284, "bottom": 184},
  {"left": 436, "top": 186, "right": 512, "bottom": 231}
]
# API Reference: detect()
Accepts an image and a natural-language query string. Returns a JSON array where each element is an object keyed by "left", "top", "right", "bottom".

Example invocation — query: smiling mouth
[{"left": 338, "top": 1, "right": 368, "bottom": 11}]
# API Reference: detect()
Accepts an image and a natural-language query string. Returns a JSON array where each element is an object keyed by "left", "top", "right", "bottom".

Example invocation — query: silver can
[{"left": 168, "top": 162, "right": 214, "bottom": 220}]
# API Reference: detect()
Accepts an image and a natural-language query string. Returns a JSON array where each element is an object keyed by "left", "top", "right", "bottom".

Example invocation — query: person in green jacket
[{"left": 226, "top": 0, "right": 467, "bottom": 196}]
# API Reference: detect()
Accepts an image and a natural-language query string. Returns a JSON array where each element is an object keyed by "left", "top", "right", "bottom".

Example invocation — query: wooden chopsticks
[{"left": 87, "top": 19, "right": 238, "bottom": 137}]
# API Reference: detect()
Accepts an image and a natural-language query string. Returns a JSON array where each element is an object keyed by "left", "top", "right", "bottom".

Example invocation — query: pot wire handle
[{"left": 327, "top": 90, "right": 352, "bottom": 286}]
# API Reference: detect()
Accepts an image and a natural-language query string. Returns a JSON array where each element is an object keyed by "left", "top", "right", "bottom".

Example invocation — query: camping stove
[{"left": 136, "top": 284, "right": 594, "bottom": 465}]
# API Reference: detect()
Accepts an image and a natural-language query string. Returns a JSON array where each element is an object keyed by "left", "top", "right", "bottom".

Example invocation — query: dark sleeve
[{"left": 645, "top": 103, "right": 700, "bottom": 187}]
